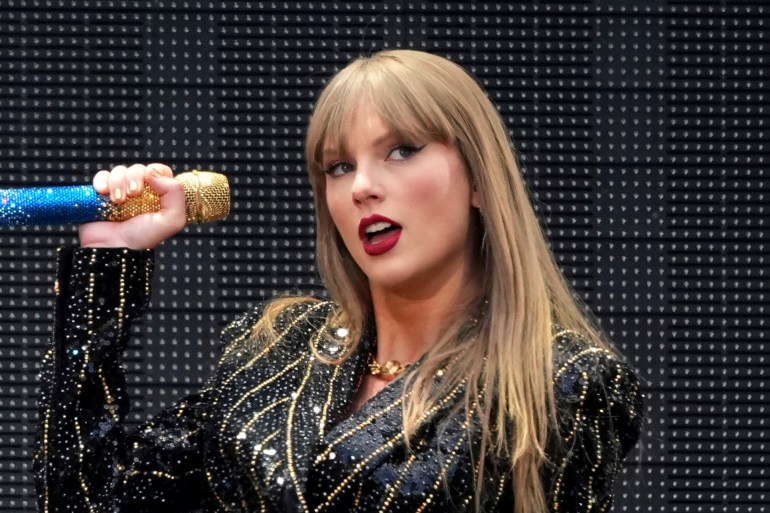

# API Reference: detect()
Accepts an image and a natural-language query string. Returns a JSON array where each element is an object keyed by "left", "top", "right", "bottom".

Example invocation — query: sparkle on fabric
[{"left": 34, "top": 248, "right": 643, "bottom": 513}]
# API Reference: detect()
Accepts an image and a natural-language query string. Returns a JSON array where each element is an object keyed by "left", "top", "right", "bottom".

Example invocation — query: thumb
[{"left": 145, "top": 171, "right": 187, "bottom": 226}]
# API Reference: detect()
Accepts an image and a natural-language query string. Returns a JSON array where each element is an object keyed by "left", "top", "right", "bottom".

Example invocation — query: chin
[{"left": 367, "top": 269, "right": 440, "bottom": 298}]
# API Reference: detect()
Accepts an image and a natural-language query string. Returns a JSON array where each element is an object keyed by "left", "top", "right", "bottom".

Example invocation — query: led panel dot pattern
[{"left": 0, "top": 2, "right": 767, "bottom": 511}]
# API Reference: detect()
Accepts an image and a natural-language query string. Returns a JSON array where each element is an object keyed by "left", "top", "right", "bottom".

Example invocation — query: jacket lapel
[{"left": 281, "top": 318, "right": 375, "bottom": 510}]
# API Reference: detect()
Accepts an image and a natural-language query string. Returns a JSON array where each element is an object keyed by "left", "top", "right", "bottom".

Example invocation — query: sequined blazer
[{"left": 35, "top": 247, "right": 643, "bottom": 513}]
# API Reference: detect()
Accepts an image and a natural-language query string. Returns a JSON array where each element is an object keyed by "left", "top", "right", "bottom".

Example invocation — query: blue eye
[
  {"left": 388, "top": 144, "right": 425, "bottom": 161},
  {"left": 325, "top": 161, "right": 354, "bottom": 177}
]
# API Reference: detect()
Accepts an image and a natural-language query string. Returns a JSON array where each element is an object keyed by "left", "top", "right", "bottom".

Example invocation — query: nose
[{"left": 351, "top": 162, "right": 382, "bottom": 205}]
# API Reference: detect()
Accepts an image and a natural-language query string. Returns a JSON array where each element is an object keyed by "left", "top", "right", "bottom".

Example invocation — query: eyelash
[
  {"left": 323, "top": 144, "right": 426, "bottom": 177},
  {"left": 389, "top": 144, "right": 424, "bottom": 161}
]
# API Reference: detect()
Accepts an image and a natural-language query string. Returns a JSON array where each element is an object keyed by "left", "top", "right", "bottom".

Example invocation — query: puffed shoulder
[
  {"left": 218, "top": 297, "right": 338, "bottom": 354},
  {"left": 550, "top": 327, "right": 644, "bottom": 462}
]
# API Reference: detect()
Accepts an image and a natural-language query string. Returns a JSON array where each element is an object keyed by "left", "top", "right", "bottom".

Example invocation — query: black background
[{"left": 0, "top": 1, "right": 767, "bottom": 511}]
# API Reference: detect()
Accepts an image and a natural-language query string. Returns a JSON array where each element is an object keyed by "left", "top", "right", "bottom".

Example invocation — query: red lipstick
[{"left": 358, "top": 214, "right": 402, "bottom": 256}]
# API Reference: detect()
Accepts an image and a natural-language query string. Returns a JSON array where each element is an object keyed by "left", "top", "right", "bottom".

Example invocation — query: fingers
[
  {"left": 125, "top": 164, "right": 148, "bottom": 198},
  {"left": 82, "top": 162, "right": 185, "bottom": 249},
  {"left": 146, "top": 163, "right": 173, "bottom": 178},
  {"left": 92, "top": 170, "right": 110, "bottom": 194},
  {"left": 145, "top": 171, "right": 187, "bottom": 232},
  {"left": 92, "top": 164, "right": 175, "bottom": 204},
  {"left": 108, "top": 166, "right": 127, "bottom": 203}
]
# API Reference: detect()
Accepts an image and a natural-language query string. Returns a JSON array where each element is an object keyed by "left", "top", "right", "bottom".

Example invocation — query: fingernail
[
  {"left": 128, "top": 180, "right": 138, "bottom": 192},
  {"left": 150, "top": 169, "right": 163, "bottom": 178},
  {"left": 114, "top": 188, "right": 123, "bottom": 201}
]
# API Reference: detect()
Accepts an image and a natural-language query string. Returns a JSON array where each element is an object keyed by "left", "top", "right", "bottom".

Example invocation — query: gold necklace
[{"left": 368, "top": 359, "right": 411, "bottom": 378}]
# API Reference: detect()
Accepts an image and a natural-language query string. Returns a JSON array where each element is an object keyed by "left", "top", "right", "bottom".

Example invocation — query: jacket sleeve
[
  {"left": 34, "top": 247, "right": 217, "bottom": 513},
  {"left": 545, "top": 342, "right": 644, "bottom": 513}
]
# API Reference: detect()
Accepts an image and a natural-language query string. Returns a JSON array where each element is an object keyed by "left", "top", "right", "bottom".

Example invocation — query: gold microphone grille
[{"left": 178, "top": 170, "right": 231, "bottom": 223}]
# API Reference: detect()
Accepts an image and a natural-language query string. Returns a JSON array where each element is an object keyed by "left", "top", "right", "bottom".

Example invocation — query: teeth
[{"left": 365, "top": 221, "right": 393, "bottom": 234}]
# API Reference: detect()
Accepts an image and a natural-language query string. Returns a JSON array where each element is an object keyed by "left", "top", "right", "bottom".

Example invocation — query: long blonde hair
[{"left": 278, "top": 49, "right": 612, "bottom": 512}]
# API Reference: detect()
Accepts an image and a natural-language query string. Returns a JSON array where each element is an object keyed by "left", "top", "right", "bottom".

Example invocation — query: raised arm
[{"left": 34, "top": 165, "right": 216, "bottom": 512}]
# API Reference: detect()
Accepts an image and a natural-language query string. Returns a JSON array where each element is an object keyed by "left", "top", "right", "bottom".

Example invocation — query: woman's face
[{"left": 323, "top": 102, "right": 481, "bottom": 297}]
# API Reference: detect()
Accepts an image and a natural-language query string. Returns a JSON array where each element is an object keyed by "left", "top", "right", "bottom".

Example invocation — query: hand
[{"left": 79, "top": 163, "right": 187, "bottom": 249}]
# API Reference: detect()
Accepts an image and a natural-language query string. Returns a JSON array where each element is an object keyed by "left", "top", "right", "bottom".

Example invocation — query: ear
[{"left": 471, "top": 184, "right": 481, "bottom": 209}]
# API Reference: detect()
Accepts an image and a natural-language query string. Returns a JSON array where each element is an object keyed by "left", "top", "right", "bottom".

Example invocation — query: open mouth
[
  {"left": 364, "top": 221, "right": 401, "bottom": 244},
  {"left": 359, "top": 215, "right": 402, "bottom": 256}
]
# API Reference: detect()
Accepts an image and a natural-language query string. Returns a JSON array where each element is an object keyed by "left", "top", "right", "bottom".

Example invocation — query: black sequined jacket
[{"left": 35, "top": 247, "right": 643, "bottom": 513}]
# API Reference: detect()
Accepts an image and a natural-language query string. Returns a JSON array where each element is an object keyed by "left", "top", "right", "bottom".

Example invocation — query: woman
[{"left": 35, "top": 50, "right": 642, "bottom": 513}]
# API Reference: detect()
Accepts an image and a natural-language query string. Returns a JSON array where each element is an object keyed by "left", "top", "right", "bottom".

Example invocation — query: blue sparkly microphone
[{"left": 0, "top": 170, "right": 230, "bottom": 227}]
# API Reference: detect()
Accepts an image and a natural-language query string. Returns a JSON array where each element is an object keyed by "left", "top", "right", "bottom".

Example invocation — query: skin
[
  {"left": 87, "top": 104, "right": 483, "bottom": 407},
  {"left": 323, "top": 102, "right": 482, "bottom": 402},
  {"left": 80, "top": 163, "right": 186, "bottom": 249}
]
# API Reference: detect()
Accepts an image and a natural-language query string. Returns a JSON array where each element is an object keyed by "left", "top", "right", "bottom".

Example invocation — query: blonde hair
[{"left": 272, "top": 50, "right": 612, "bottom": 512}]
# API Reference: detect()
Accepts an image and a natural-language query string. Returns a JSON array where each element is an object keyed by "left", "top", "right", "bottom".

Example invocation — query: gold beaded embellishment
[{"left": 368, "top": 359, "right": 411, "bottom": 378}]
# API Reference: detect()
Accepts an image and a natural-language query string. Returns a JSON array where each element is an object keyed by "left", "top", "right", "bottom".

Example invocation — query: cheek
[
  {"left": 324, "top": 187, "right": 352, "bottom": 236},
  {"left": 408, "top": 170, "right": 469, "bottom": 213},
  {"left": 410, "top": 167, "right": 473, "bottom": 234}
]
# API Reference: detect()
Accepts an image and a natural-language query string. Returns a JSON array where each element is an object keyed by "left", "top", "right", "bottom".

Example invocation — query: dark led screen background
[{"left": 0, "top": 1, "right": 767, "bottom": 511}]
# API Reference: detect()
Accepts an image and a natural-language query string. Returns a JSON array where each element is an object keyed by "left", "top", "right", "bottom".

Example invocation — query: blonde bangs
[{"left": 306, "top": 55, "right": 458, "bottom": 181}]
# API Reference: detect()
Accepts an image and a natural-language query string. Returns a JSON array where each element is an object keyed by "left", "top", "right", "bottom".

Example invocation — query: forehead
[{"left": 322, "top": 101, "right": 421, "bottom": 158}]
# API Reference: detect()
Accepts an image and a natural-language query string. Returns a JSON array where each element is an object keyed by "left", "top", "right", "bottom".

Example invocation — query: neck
[{"left": 369, "top": 268, "right": 481, "bottom": 364}]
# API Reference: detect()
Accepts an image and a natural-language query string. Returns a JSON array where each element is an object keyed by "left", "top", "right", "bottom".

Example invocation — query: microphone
[{"left": 0, "top": 170, "right": 230, "bottom": 227}]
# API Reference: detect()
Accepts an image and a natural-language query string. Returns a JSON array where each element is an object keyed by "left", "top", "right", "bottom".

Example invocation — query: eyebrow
[{"left": 322, "top": 130, "right": 400, "bottom": 157}]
